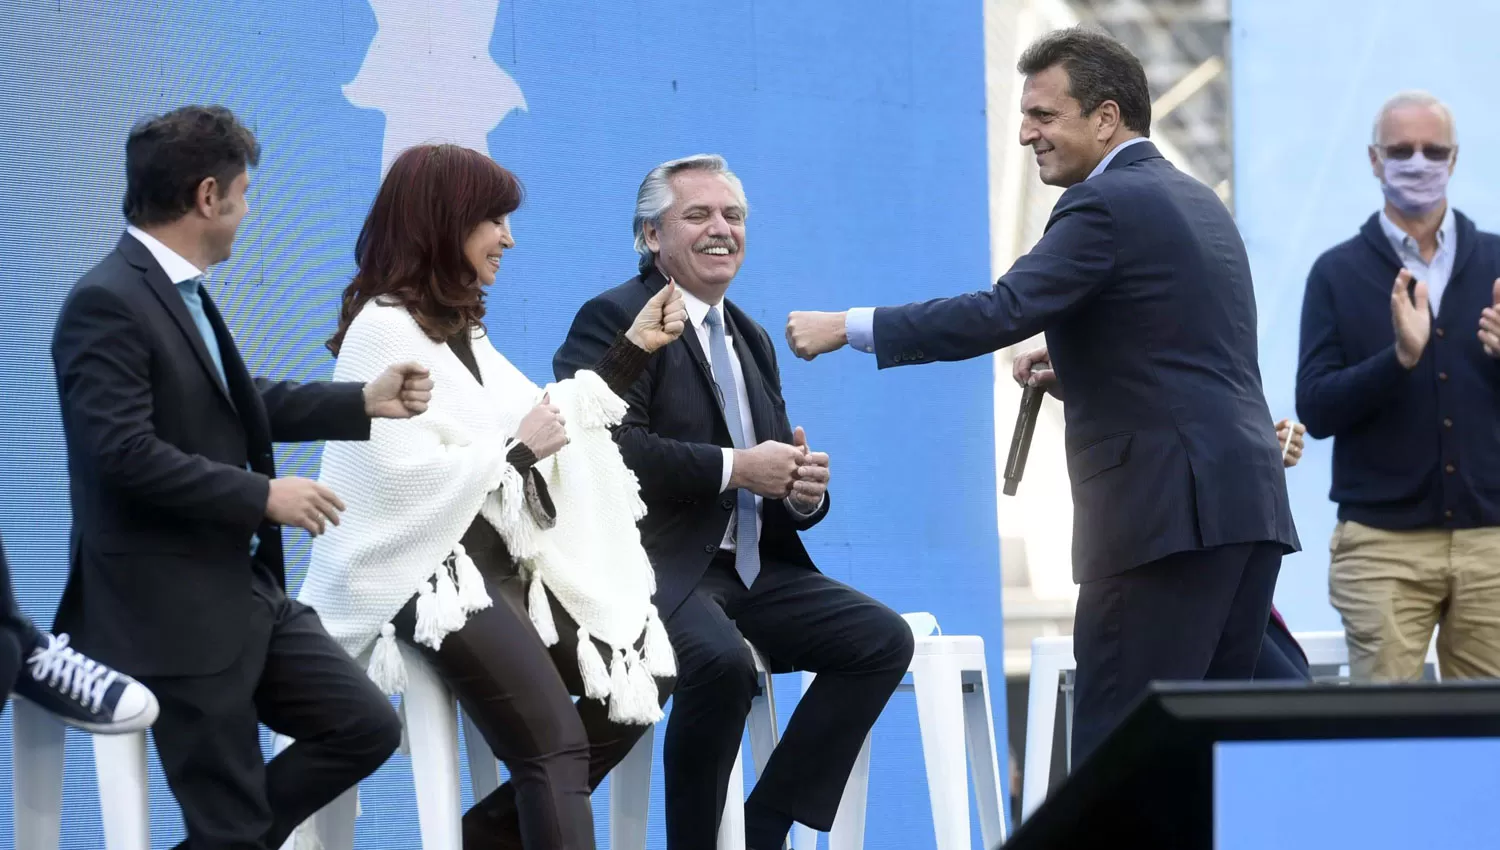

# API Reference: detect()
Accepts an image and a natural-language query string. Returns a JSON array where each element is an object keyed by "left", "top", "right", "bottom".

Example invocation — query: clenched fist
[{"left": 626, "top": 280, "right": 689, "bottom": 353}]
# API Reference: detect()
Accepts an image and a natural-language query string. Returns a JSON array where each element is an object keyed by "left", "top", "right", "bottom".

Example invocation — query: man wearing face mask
[{"left": 1296, "top": 91, "right": 1500, "bottom": 683}]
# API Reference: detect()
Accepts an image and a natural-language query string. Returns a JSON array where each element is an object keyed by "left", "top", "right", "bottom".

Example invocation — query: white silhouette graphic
[{"left": 346, "top": 0, "right": 527, "bottom": 174}]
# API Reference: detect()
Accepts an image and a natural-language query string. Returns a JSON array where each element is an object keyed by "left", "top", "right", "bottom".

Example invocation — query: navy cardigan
[{"left": 1296, "top": 209, "right": 1500, "bottom": 530}]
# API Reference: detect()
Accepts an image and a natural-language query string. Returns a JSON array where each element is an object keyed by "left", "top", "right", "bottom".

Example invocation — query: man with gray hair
[
  {"left": 1296, "top": 90, "right": 1500, "bottom": 681},
  {"left": 554, "top": 154, "right": 914, "bottom": 848}
]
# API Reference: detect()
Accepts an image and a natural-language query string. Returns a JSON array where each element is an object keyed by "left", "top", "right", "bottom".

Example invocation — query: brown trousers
[{"left": 1328, "top": 520, "right": 1500, "bottom": 681}]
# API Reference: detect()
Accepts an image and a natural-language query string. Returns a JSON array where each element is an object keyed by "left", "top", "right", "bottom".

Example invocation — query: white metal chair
[
  {"left": 1019, "top": 629, "right": 1442, "bottom": 821},
  {"left": 10, "top": 697, "right": 152, "bottom": 850},
  {"left": 609, "top": 641, "right": 779, "bottom": 850},
  {"left": 786, "top": 612, "right": 1007, "bottom": 850}
]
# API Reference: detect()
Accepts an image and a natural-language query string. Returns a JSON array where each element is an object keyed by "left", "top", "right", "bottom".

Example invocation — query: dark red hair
[{"left": 327, "top": 144, "right": 524, "bottom": 355}]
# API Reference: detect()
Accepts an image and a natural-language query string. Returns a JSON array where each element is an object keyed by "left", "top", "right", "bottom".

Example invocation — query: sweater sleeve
[{"left": 591, "top": 332, "right": 652, "bottom": 397}]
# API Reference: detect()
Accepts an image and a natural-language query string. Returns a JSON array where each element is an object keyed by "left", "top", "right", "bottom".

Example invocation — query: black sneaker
[{"left": 14, "top": 632, "right": 159, "bottom": 734}]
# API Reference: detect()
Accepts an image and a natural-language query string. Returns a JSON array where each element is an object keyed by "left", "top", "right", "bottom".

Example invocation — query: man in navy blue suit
[{"left": 786, "top": 27, "right": 1300, "bottom": 762}]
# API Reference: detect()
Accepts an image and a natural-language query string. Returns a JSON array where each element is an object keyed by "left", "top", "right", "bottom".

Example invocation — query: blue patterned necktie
[
  {"left": 175, "top": 276, "right": 227, "bottom": 386},
  {"left": 703, "top": 307, "right": 760, "bottom": 587}
]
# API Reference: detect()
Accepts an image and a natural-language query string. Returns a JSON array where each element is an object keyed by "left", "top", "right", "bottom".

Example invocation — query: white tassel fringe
[
  {"left": 485, "top": 462, "right": 540, "bottom": 559},
  {"left": 452, "top": 544, "right": 492, "bottom": 613},
  {"left": 434, "top": 562, "right": 467, "bottom": 632},
  {"left": 607, "top": 649, "right": 635, "bottom": 723},
  {"left": 528, "top": 574, "right": 559, "bottom": 646},
  {"left": 413, "top": 583, "right": 446, "bottom": 650},
  {"left": 577, "top": 628, "right": 612, "bottom": 700},
  {"left": 628, "top": 647, "right": 664, "bottom": 724},
  {"left": 642, "top": 606, "right": 676, "bottom": 678},
  {"left": 567, "top": 371, "right": 629, "bottom": 429},
  {"left": 366, "top": 623, "right": 407, "bottom": 695}
]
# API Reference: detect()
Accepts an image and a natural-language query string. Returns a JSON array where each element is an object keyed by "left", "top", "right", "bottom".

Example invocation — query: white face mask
[{"left": 1380, "top": 154, "right": 1452, "bottom": 215}]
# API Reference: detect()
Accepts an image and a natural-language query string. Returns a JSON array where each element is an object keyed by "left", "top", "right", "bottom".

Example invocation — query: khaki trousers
[{"left": 1329, "top": 520, "right": 1500, "bottom": 681}]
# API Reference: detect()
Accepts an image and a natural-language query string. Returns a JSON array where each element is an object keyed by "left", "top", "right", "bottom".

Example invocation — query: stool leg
[
  {"left": 93, "top": 731, "right": 151, "bottom": 850},
  {"left": 827, "top": 732, "right": 871, "bottom": 850},
  {"left": 462, "top": 709, "right": 500, "bottom": 801},
  {"left": 963, "top": 667, "right": 1007, "bottom": 848},
  {"left": 789, "top": 671, "right": 819, "bottom": 850},
  {"left": 1020, "top": 654, "right": 1062, "bottom": 820},
  {"left": 609, "top": 724, "right": 654, "bottom": 850},
  {"left": 316, "top": 784, "right": 358, "bottom": 850},
  {"left": 402, "top": 647, "right": 463, "bottom": 849},
  {"left": 913, "top": 655, "right": 969, "bottom": 850},
  {"left": 716, "top": 743, "right": 747, "bottom": 850},
  {"left": 12, "top": 698, "right": 65, "bottom": 850},
  {"left": 747, "top": 670, "right": 778, "bottom": 776}
]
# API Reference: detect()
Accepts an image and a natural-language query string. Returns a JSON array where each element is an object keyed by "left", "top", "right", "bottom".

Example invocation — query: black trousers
[
  {"left": 392, "top": 560, "right": 673, "bottom": 850},
  {"left": 1254, "top": 614, "right": 1311, "bottom": 681},
  {"left": 1, "top": 537, "right": 40, "bottom": 711},
  {"left": 663, "top": 554, "right": 915, "bottom": 848},
  {"left": 1071, "top": 542, "right": 1282, "bottom": 764},
  {"left": 142, "top": 570, "right": 402, "bottom": 850}
]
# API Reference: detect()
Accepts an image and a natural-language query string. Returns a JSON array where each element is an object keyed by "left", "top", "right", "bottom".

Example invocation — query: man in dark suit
[
  {"left": 554, "top": 155, "right": 915, "bottom": 850},
  {"left": 51, "top": 105, "right": 432, "bottom": 849},
  {"left": 786, "top": 27, "right": 1300, "bottom": 763}
]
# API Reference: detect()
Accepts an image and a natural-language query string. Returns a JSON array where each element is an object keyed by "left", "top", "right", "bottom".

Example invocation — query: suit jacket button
[
  {"left": 721, "top": 498, "right": 734, "bottom": 510},
  {"left": 703, "top": 543, "right": 717, "bottom": 554}
]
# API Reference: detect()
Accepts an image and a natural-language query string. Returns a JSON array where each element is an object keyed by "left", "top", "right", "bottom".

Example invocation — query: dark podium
[{"left": 1001, "top": 681, "right": 1500, "bottom": 849}]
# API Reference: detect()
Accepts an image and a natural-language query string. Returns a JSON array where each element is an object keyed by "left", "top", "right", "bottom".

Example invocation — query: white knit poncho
[{"left": 298, "top": 301, "right": 673, "bottom": 727}]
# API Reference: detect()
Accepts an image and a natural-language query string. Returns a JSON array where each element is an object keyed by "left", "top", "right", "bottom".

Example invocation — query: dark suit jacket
[
  {"left": 553, "top": 268, "right": 830, "bottom": 618},
  {"left": 871, "top": 141, "right": 1299, "bottom": 582},
  {"left": 50, "top": 233, "right": 371, "bottom": 677}
]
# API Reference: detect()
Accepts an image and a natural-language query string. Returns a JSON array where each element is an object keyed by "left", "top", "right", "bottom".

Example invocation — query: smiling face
[
  {"left": 1018, "top": 64, "right": 1118, "bottom": 188},
  {"left": 643, "top": 169, "right": 746, "bottom": 303},
  {"left": 463, "top": 215, "right": 514, "bottom": 286}
]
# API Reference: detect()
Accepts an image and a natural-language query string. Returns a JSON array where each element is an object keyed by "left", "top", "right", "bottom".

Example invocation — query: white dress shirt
[
  {"left": 678, "top": 286, "right": 819, "bottom": 553},
  {"left": 127, "top": 225, "right": 203, "bottom": 284}
]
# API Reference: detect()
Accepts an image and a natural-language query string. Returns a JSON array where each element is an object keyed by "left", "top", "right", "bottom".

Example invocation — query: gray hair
[
  {"left": 632, "top": 154, "right": 749, "bottom": 271},
  {"left": 1372, "top": 90, "right": 1456, "bottom": 146}
]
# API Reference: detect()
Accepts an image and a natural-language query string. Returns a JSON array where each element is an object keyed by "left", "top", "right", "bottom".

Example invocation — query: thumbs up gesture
[
  {"left": 1480, "top": 278, "right": 1500, "bottom": 358},
  {"left": 788, "top": 426, "right": 830, "bottom": 510}
]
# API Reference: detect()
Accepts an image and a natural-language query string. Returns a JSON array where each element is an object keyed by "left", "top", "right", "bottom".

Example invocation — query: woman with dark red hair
[{"left": 298, "top": 144, "right": 687, "bottom": 848}]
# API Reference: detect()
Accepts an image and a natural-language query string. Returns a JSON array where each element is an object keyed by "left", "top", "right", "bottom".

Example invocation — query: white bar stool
[
  {"left": 10, "top": 697, "right": 152, "bottom": 850},
  {"left": 1018, "top": 629, "right": 1442, "bottom": 822},
  {"left": 609, "top": 641, "right": 779, "bottom": 850},
  {"left": 278, "top": 643, "right": 486, "bottom": 850},
  {"left": 790, "top": 612, "right": 1007, "bottom": 850}
]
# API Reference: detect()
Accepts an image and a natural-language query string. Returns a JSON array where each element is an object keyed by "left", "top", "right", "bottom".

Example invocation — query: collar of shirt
[
  {"left": 676, "top": 283, "right": 723, "bottom": 330},
  {"left": 126, "top": 225, "right": 204, "bottom": 285},
  {"left": 1378, "top": 204, "right": 1455, "bottom": 259},
  {"left": 1086, "top": 136, "right": 1151, "bottom": 181}
]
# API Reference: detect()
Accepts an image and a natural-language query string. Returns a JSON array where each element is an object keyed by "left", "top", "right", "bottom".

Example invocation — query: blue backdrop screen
[{"left": 0, "top": 1, "right": 1001, "bottom": 846}]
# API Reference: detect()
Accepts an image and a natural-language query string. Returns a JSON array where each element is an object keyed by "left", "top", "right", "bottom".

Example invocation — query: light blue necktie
[
  {"left": 175, "top": 276, "right": 227, "bottom": 386},
  {"left": 176, "top": 277, "right": 259, "bottom": 557},
  {"left": 703, "top": 307, "right": 760, "bottom": 587}
]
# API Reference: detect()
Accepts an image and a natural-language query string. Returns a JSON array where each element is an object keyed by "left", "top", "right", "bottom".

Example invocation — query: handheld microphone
[{"left": 1003, "top": 382, "right": 1046, "bottom": 496}]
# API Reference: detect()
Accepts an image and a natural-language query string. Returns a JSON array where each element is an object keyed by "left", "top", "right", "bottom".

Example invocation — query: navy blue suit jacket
[
  {"left": 50, "top": 234, "right": 371, "bottom": 676},
  {"left": 872, "top": 141, "right": 1299, "bottom": 581},
  {"left": 554, "top": 269, "right": 829, "bottom": 618}
]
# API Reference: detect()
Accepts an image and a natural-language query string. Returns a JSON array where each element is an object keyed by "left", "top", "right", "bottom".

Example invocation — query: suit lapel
[
  {"left": 724, "top": 303, "right": 778, "bottom": 443},
  {"left": 119, "top": 235, "right": 236, "bottom": 409}
]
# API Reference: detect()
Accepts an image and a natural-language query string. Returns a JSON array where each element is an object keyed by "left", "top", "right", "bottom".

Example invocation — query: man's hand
[
  {"left": 729, "top": 440, "right": 804, "bottom": 498},
  {"left": 365, "top": 361, "right": 434, "bottom": 418},
  {"left": 788, "top": 426, "right": 829, "bottom": 511},
  {"left": 266, "top": 477, "right": 346, "bottom": 536},
  {"left": 786, "top": 311, "right": 849, "bottom": 361},
  {"left": 626, "top": 280, "right": 689, "bottom": 353},
  {"left": 1275, "top": 418, "right": 1306, "bottom": 469},
  {"left": 1391, "top": 269, "right": 1431, "bottom": 369},
  {"left": 1479, "top": 278, "right": 1500, "bottom": 358},
  {"left": 1012, "top": 345, "right": 1062, "bottom": 399}
]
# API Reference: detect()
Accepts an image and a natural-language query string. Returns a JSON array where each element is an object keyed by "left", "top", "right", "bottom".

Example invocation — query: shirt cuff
[
  {"left": 720, "top": 447, "right": 735, "bottom": 494},
  {"left": 845, "top": 308, "right": 876, "bottom": 354},
  {"left": 785, "top": 493, "right": 826, "bottom": 517}
]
